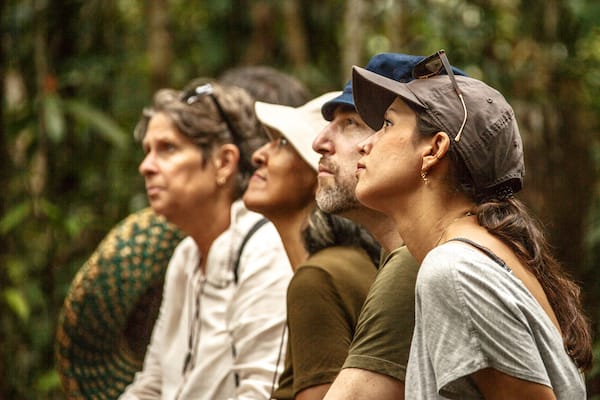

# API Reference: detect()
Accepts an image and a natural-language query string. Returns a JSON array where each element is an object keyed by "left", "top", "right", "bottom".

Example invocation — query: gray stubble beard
[{"left": 315, "top": 178, "right": 362, "bottom": 215}]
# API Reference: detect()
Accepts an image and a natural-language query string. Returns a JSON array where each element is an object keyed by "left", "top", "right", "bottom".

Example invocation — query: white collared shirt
[{"left": 120, "top": 200, "right": 292, "bottom": 399}]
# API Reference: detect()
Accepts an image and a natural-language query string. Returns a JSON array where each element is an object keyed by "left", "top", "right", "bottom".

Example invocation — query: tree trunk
[
  {"left": 282, "top": 0, "right": 308, "bottom": 68},
  {"left": 342, "top": 0, "right": 367, "bottom": 82},
  {"left": 516, "top": 0, "right": 594, "bottom": 277},
  {"left": 242, "top": 1, "right": 276, "bottom": 64},
  {"left": 148, "top": 0, "right": 173, "bottom": 91}
]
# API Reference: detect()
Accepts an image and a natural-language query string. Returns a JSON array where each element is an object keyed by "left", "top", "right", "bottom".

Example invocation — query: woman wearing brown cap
[
  {"left": 120, "top": 81, "right": 292, "bottom": 399},
  {"left": 351, "top": 50, "right": 591, "bottom": 399},
  {"left": 243, "top": 93, "right": 379, "bottom": 400}
]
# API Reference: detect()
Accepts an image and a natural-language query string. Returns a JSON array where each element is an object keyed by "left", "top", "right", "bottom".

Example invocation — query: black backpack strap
[
  {"left": 233, "top": 218, "right": 268, "bottom": 285},
  {"left": 231, "top": 217, "right": 268, "bottom": 387}
]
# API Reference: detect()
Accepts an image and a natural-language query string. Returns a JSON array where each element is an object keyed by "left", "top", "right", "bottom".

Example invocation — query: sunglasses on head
[
  {"left": 412, "top": 50, "right": 467, "bottom": 142},
  {"left": 181, "top": 83, "right": 253, "bottom": 172}
]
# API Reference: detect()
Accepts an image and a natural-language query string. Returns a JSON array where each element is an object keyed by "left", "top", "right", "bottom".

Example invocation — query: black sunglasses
[
  {"left": 181, "top": 83, "right": 253, "bottom": 172},
  {"left": 412, "top": 50, "right": 467, "bottom": 142}
]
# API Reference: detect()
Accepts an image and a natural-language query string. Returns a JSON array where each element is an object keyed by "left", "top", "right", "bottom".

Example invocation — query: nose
[
  {"left": 251, "top": 142, "right": 269, "bottom": 167},
  {"left": 312, "top": 124, "right": 334, "bottom": 155},
  {"left": 139, "top": 151, "right": 157, "bottom": 176},
  {"left": 357, "top": 135, "right": 373, "bottom": 156}
]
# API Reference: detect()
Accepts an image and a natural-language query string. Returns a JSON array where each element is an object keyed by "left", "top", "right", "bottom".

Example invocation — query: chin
[
  {"left": 148, "top": 201, "right": 166, "bottom": 216},
  {"left": 355, "top": 184, "right": 379, "bottom": 211},
  {"left": 243, "top": 195, "right": 267, "bottom": 214}
]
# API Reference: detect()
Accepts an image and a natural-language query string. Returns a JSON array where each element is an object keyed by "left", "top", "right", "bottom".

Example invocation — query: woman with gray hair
[{"left": 119, "top": 80, "right": 292, "bottom": 400}]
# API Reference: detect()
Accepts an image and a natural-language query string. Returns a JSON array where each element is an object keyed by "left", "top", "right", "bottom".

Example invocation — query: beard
[{"left": 316, "top": 174, "right": 362, "bottom": 215}]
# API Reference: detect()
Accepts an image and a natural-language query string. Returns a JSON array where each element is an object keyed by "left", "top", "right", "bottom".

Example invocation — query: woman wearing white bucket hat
[{"left": 243, "top": 93, "right": 380, "bottom": 400}]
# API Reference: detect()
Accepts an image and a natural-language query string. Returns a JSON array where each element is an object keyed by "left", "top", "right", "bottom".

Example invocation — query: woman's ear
[
  {"left": 212, "top": 143, "right": 240, "bottom": 185},
  {"left": 421, "top": 131, "right": 451, "bottom": 171}
]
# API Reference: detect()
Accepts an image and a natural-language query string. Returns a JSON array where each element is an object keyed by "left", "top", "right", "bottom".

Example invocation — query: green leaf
[
  {"left": 43, "top": 94, "right": 66, "bottom": 143},
  {"left": 62, "top": 98, "right": 130, "bottom": 149},
  {"left": 5, "top": 257, "right": 27, "bottom": 286},
  {"left": 0, "top": 201, "right": 31, "bottom": 234},
  {"left": 3, "top": 288, "right": 30, "bottom": 321},
  {"left": 39, "top": 198, "right": 60, "bottom": 222},
  {"left": 35, "top": 370, "right": 61, "bottom": 393}
]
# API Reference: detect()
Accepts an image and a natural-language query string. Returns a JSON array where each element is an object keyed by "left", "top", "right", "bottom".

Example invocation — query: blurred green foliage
[{"left": 2, "top": 0, "right": 600, "bottom": 398}]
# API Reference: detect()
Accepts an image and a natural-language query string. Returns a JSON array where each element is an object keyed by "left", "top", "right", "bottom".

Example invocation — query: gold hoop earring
[
  {"left": 217, "top": 177, "right": 226, "bottom": 186},
  {"left": 420, "top": 170, "right": 428, "bottom": 184}
]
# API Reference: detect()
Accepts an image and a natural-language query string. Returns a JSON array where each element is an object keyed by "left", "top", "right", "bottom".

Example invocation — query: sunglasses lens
[{"left": 413, "top": 56, "right": 443, "bottom": 79}]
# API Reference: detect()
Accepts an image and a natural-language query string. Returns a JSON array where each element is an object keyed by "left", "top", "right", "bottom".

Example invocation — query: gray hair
[{"left": 134, "top": 80, "right": 265, "bottom": 199}]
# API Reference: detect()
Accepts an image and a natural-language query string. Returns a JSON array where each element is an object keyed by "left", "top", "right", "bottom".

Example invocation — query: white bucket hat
[{"left": 255, "top": 91, "right": 341, "bottom": 170}]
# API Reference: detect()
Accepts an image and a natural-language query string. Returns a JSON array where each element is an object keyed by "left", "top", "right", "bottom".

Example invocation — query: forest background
[{"left": 2, "top": 0, "right": 600, "bottom": 398}]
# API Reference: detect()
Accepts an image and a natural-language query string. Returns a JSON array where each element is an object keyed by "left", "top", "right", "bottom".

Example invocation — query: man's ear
[
  {"left": 421, "top": 131, "right": 451, "bottom": 171},
  {"left": 212, "top": 143, "right": 240, "bottom": 185}
]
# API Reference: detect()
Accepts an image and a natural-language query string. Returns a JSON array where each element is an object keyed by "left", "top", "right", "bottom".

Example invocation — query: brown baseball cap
[{"left": 352, "top": 66, "right": 525, "bottom": 199}]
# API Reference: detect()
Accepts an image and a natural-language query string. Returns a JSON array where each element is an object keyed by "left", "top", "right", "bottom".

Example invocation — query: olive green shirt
[
  {"left": 273, "top": 246, "right": 377, "bottom": 399},
  {"left": 342, "top": 245, "right": 419, "bottom": 381}
]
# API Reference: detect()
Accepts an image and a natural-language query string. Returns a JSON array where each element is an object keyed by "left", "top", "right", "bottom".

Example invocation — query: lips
[
  {"left": 318, "top": 159, "right": 336, "bottom": 176},
  {"left": 356, "top": 160, "right": 366, "bottom": 177},
  {"left": 248, "top": 172, "right": 267, "bottom": 190},
  {"left": 251, "top": 171, "right": 266, "bottom": 182},
  {"left": 145, "top": 186, "right": 163, "bottom": 196}
]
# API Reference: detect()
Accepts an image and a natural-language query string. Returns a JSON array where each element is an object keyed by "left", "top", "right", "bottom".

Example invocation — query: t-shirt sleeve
[
  {"left": 286, "top": 266, "right": 353, "bottom": 394},
  {"left": 343, "top": 247, "right": 419, "bottom": 381},
  {"left": 415, "top": 245, "right": 552, "bottom": 397}
]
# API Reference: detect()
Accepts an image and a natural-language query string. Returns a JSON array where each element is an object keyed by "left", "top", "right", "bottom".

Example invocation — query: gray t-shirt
[{"left": 406, "top": 240, "right": 585, "bottom": 399}]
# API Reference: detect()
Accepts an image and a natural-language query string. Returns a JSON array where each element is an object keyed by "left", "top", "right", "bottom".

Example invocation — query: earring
[
  {"left": 217, "top": 176, "right": 226, "bottom": 186},
  {"left": 420, "top": 169, "right": 428, "bottom": 184}
]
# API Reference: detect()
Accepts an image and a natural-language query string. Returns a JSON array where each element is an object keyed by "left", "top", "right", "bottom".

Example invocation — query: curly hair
[{"left": 302, "top": 208, "right": 381, "bottom": 266}]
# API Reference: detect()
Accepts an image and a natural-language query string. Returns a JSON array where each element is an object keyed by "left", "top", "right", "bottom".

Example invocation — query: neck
[
  {"left": 186, "top": 198, "right": 235, "bottom": 272},
  {"left": 343, "top": 207, "right": 403, "bottom": 253},
  {"left": 269, "top": 204, "right": 314, "bottom": 270},
  {"left": 390, "top": 189, "right": 474, "bottom": 263}
]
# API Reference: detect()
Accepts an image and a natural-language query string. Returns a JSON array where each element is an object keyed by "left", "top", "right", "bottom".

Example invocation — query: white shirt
[{"left": 120, "top": 201, "right": 292, "bottom": 399}]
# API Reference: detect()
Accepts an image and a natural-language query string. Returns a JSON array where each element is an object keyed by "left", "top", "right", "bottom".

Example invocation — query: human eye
[
  {"left": 158, "top": 141, "right": 176, "bottom": 153},
  {"left": 277, "top": 137, "right": 289, "bottom": 148}
]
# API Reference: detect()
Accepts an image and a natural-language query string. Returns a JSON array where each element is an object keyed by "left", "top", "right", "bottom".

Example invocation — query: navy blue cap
[{"left": 321, "top": 52, "right": 466, "bottom": 121}]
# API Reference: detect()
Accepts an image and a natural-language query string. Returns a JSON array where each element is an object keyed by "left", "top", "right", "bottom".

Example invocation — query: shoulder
[
  {"left": 307, "top": 246, "right": 376, "bottom": 272},
  {"left": 168, "top": 237, "right": 197, "bottom": 270},
  {"left": 298, "top": 246, "right": 376, "bottom": 283},
  {"left": 233, "top": 208, "right": 291, "bottom": 281},
  {"left": 383, "top": 245, "right": 418, "bottom": 266},
  {"left": 418, "top": 241, "right": 502, "bottom": 286},
  {"left": 417, "top": 241, "right": 522, "bottom": 314},
  {"left": 232, "top": 201, "right": 284, "bottom": 253},
  {"left": 290, "top": 247, "right": 375, "bottom": 297},
  {"left": 373, "top": 245, "right": 419, "bottom": 290}
]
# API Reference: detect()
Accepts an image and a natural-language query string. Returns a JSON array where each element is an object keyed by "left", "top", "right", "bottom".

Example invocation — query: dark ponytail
[
  {"left": 416, "top": 113, "right": 593, "bottom": 371},
  {"left": 475, "top": 198, "right": 592, "bottom": 371}
]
